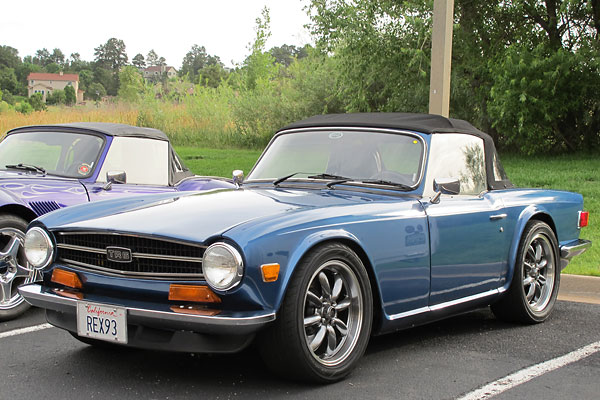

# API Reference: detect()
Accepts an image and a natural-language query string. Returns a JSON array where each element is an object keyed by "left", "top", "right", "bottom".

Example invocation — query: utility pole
[{"left": 428, "top": 0, "right": 454, "bottom": 117}]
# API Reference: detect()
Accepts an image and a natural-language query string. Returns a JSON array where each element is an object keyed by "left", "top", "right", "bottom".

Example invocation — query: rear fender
[{"left": 504, "top": 205, "right": 554, "bottom": 290}]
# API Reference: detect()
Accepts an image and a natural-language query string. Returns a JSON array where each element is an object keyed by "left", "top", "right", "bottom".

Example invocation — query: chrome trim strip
[
  {"left": 560, "top": 239, "right": 592, "bottom": 270},
  {"left": 18, "top": 284, "right": 276, "bottom": 328},
  {"left": 388, "top": 288, "right": 501, "bottom": 321},
  {"left": 58, "top": 258, "right": 204, "bottom": 279},
  {"left": 56, "top": 231, "right": 208, "bottom": 249},
  {"left": 489, "top": 213, "right": 508, "bottom": 220},
  {"left": 57, "top": 243, "right": 106, "bottom": 254},
  {"left": 133, "top": 253, "right": 203, "bottom": 263}
]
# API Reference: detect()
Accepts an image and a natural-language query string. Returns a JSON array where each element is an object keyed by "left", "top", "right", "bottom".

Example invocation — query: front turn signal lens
[
  {"left": 169, "top": 284, "right": 221, "bottom": 303},
  {"left": 261, "top": 263, "right": 280, "bottom": 282},
  {"left": 579, "top": 211, "right": 589, "bottom": 228},
  {"left": 51, "top": 269, "right": 82, "bottom": 289}
]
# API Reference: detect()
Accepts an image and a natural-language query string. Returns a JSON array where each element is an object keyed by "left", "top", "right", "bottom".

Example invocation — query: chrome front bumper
[
  {"left": 19, "top": 284, "right": 275, "bottom": 335},
  {"left": 560, "top": 239, "right": 592, "bottom": 270}
]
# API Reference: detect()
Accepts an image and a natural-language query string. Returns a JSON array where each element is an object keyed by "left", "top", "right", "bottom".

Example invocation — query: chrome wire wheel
[
  {"left": 522, "top": 233, "right": 555, "bottom": 313},
  {"left": 0, "top": 227, "right": 36, "bottom": 311},
  {"left": 302, "top": 260, "right": 363, "bottom": 367}
]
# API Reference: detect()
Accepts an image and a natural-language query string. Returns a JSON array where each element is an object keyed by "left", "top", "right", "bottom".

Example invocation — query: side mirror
[
  {"left": 107, "top": 170, "right": 127, "bottom": 184},
  {"left": 431, "top": 177, "right": 460, "bottom": 204},
  {"left": 232, "top": 170, "right": 244, "bottom": 188}
]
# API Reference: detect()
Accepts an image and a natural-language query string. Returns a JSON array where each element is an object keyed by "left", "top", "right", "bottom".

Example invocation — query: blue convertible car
[{"left": 19, "top": 113, "right": 590, "bottom": 382}]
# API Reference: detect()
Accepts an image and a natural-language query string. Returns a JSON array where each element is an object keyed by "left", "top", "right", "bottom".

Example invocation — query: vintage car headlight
[
  {"left": 203, "top": 242, "right": 243, "bottom": 291},
  {"left": 24, "top": 227, "right": 54, "bottom": 269}
]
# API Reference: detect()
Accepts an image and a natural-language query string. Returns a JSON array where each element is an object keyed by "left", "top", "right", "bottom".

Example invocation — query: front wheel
[
  {"left": 259, "top": 243, "right": 373, "bottom": 383},
  {"left": 492, "top": 220, "right": 560, "bottom": 323},
  {"left": 0, "top": 214, "right": 36, "bottom": 321}
]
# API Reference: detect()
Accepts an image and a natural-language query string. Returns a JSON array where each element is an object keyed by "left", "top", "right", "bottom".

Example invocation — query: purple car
[{"left": 0, "top": 122, "right": 233, "bottom": 320}]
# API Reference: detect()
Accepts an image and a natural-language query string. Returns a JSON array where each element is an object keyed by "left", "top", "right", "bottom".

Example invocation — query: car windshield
[
  {"left": 0, "top": 131, "right": 104, "bottom": 178},
  {"left": 248, "top": 129, "right": 425, "bottom": 188}
]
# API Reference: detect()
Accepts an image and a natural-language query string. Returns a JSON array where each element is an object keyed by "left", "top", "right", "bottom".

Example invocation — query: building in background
[
  {"left": 142, "top": 66, "right": 177, "bottom": 82},
  {"left": 27, "top": 72, "right": 83, "bottom": 103}
]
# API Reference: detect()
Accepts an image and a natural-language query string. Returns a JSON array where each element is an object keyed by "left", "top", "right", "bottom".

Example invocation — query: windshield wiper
[
  {"left": 359, "top": 179, "right": 413, "bottom": 191},
  {"left": 273, "top": 172, "right": 313, "bottom": 186},
  {"left": 5, "top": 163, "right": 46, "bottom": 175},
  {"left": 307, "top": 173, "right": 351, "bottom": 180}
]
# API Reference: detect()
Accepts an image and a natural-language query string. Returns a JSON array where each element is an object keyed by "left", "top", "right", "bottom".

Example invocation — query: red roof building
[{"left": 27, "top": 71, "right": 83, "bottom": 103}]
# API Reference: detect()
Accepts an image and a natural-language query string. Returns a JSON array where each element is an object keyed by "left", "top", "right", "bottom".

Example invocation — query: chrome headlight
[
  {"left": 24, "top": 227, "right": 54, "bottom": 269},
  {"left": 203, "top": 242, "right": 243, "bottom": 291}
]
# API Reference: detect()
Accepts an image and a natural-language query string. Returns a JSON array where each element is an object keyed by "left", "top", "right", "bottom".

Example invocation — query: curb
[{"left": 558, "top": 274, "right": 600, "bottom": 305}]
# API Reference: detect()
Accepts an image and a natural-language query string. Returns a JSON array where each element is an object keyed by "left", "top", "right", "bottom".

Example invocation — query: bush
[
  {"left": 15, "top": 101, "right": 33, "bottom": 114},
  {"left": 47, "top": 89, "right": 66, "bottom": 105}
]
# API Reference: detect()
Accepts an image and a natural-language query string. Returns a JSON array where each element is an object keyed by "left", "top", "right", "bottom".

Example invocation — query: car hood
[
  {"left": 0, "top": 171, "right": 87, "bottom": 205},
  {"left": 37, "top": 186, "right": 416, "bottom": 243}
]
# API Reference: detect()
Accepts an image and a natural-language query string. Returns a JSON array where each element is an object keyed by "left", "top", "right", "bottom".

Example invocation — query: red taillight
[{"left": 579, "top": 211, "right": 589, "bottom": 228}]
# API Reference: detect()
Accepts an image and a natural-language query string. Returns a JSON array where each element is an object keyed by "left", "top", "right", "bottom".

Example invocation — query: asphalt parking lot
[{"left": 1, "top": 278, "right": 599, "bottom": 400}]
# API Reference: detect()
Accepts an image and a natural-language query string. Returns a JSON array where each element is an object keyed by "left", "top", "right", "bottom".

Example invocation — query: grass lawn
[{"left": 177, "top": 146, "right": 598, "bottom": 276}]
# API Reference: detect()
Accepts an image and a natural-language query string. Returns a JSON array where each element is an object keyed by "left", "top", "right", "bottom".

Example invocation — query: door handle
[{"left": 490, "top": 213, "right": 507, "bottom": 221}]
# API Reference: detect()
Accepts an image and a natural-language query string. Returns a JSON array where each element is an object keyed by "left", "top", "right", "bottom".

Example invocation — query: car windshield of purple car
[
  {"left": 247, "top": 129, "right": 425, "bottom": 189},
  {"left": 0, "top": 131, "right": 104, "bottom": 178}
]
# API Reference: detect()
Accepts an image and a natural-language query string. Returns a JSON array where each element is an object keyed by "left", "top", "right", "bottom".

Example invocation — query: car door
[{"left": 422, "top": 134, "right": 510, "bottom": 306}]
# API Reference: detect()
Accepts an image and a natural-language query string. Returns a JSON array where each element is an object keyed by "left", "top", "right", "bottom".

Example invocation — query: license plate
[{"left": 76, "top": 301, "right": 128, "bottom": 344}]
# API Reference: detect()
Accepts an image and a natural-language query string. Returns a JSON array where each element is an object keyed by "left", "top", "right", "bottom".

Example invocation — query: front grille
[{"left": 55, "top": 231, "right": 205, "bottom": 279}]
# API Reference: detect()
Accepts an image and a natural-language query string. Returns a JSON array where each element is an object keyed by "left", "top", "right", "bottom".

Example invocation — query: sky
[{"left": 1, "top": 0, "right": 313, "bottom": 68}]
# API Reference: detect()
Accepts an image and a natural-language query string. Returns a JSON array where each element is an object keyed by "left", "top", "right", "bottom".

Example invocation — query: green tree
[
  {"left": 132, "top": 53, "right": 145, "bottom": 68},
  {"left": 269, "top": 44, "right": 309, "bottom": 67},
  {"left": 242, "top": 7, "right": 278, "bottom": 90},
  {"left": 94, "top": 38, "right": 128, "bottom": 71},
  {"left": 0, "top": 46, "right": 21, "bottom": 69},
  {"left": 0, "top": 66, "right": 19, "bottom": 94},
  {"left": 180, "top": 45, "right": 226, "bottom": 85},
  {"left": 78, "top": 69, "right": 94, "bottom": 92},
  {"left": 87, "top": 82, "right": 106, "bottom": 101},
  {"left": 64, "top": 85, "right": 76, "bottom": 105},
  {"left": 33, "top": 48, "right": 51, "bottom": 66},
  {"left": 146, "top": 49, "right": 159, "bottom": 66},
  {"left": 118, "top": 66, "right": 144, "bottom": 102},
  {"left": 50, "top": 48, "right": 65, "bottom": 66}
]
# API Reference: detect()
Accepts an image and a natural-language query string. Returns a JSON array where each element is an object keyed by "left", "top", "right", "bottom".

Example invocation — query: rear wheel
[
  {"left": 259, "top": 243, "right": 373, "bottom": 383},
  {"left": 492, "top": 220, "right": 560, "bottom": 323},
  {"left": 0, "top": 214, "right": 36, "bottom": 321}
]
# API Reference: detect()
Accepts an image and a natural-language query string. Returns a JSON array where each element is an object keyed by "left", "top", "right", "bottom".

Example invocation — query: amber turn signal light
[
  {"left": 579, "top": 211, "right": 589, "bottom": 228},
  {"left": 261, "top": 263, "right": 280, "bottom": 282},
  {"left": 51, "top": 269, "right": 83, "bottom": 289},
  {"left": 168, "top": 284, "right": 221, "bottom": 303}
]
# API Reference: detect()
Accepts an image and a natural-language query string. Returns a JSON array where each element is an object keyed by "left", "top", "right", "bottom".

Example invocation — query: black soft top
[
  {"left": 6, "top": 122, "right": 169, "bottom": 141},
  {"left": 279, "top": 113, "right": 513, "bottom": 190}
]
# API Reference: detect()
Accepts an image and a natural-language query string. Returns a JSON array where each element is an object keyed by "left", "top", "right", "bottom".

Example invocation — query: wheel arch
[
  {"left": 504, "top": 205, "right": 558, "bottom": 291},
  {"left": 275, "top": 231, "right": 383, "bottom": 334},
  {"left": 0, "top": 204, "right": 38, "bottom": 223}
]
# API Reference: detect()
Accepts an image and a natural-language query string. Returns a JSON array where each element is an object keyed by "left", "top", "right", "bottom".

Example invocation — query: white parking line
[
  {"left": 457, "top": 340, "right": 600, "bottom": 400},
  {"left": 457, "top": 342, "right": 600, "bottom": 400},
  {"left": 0, "top": 323, "right": 53, "bottom": 339}
]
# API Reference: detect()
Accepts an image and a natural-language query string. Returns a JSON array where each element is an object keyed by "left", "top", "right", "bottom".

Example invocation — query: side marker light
[{"left": 261, "top": 263, "right": 280, "bottom": 282}]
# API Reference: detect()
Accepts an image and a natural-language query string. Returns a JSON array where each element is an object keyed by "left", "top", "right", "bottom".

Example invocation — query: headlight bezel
[
  {"left": 202, "top": 242, "right": 244, "bottom": 291},
  {"left": 24, "top": 227, "right": 54, "bottom": 270}
]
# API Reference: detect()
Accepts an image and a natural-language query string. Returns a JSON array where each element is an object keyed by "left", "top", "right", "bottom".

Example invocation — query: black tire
[
  {"left": 0, "top": 214, "right": 34, "bottom": 321},
  {"left": 259, "top": 243, "right": 373, "bottom": 383},
  {"left": 492, "top": 220, "right": 560, "bottom": 324}
]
